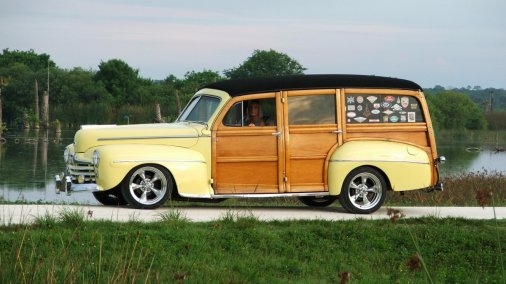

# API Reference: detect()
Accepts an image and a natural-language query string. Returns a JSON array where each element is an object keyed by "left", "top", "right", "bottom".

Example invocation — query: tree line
[{"left": 0, "top": 48, "right": 504, "bottom": 132}]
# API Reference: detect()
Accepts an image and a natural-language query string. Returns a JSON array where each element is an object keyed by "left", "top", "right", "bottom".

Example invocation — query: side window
[
  {"left": 288, "top": 95, "right": 336, "bottom": 125},
  {"left": 345, "top": 94, "right": 425, "bottom": 124},
  {"left": 223, "top": 98, "right": 276, "bottom": 127}
]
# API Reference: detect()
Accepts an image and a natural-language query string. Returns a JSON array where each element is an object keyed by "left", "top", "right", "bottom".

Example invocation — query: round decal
[
  {"left": 347, "top": 112, "right": 356, "bottom": 118},
  {"left": 389, "top": 115, "right": 399, "bottom": 122},
  {"left": 357, "top": 96, "right": 364, "bottom": 103},
  {"left": 384, "top": 95, "right": 395, "bottom": 102}
]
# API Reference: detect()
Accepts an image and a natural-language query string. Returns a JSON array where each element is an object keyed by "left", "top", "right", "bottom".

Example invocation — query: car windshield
[{"left": 177, "top": 95, "right": 220, "bottom": 124}]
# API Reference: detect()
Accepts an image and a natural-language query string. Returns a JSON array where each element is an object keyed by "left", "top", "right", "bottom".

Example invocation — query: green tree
[
  {"left": 0, "top": 63, "right": 35, "bottom": 125},
  {"left": 164, "top": 70, "right": 222, "bottom": 107},
  {"left": 428, "top": 90, "right": 487, "bottom": 130},
  {"left": 224, "top": 49, "right": 306, "bottom": 79},
  {"left": 0, "top": 49, "right": 57, "bottom": 125},
  {"left": 50, "top": 67, "right": 112, "bottom": 104},
  {"left": 0, "top": 49, "right": 55, "bottom": 70},
  {"left": 94, "top": 59, "right": 140, "bottom": 104}
]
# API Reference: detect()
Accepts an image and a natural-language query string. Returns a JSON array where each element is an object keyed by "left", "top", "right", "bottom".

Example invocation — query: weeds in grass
[
  {"left": 407, "top": 254, "right": 423, "bottom": 272},
  {"left": 387, "top": 170, "right": 506, "bottom": 206},
  {"left": 158, "top": 210, "right": 188, "bottom": 222},
  {"left": 476, "top": 188, "right": 493, "bottom": 208},
  {"left": 387, "top": 208, "right": 405, "bottom": 224},
  {"left": 387, "top": 208, "right": 433, "bottom": 283},
  {"left": 58, "top": 208, "right": 85, "bottom": 226},
  {"left": 33, "top": 211, "right": 57, "bottom": 228},
  {"left": 220, "top": 209, "right": 258, "bottom": 224},
  {"left": 338, "top": 271, "right": 350, "bottom": 284},
  {"left": 476, "top": 188, "right": 505, "bottom": 282}
]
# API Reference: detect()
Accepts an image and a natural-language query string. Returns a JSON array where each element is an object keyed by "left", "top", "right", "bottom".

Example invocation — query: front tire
[
  {"left": 298, "top": 196, "right": 337, "bottom": 207},
  {"left": 338, "top": 167, "right": 387, "bottom": 214},
  {"left": 121, "top": 165, "right": 173, "bottom": 209}
]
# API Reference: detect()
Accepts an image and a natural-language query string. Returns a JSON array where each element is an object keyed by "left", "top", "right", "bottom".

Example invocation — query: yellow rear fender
[
  {"left": 328, "top": 140, "right": 432, "bottom": 194},
  {"left": 94, "top": 144, "right": 212, "bottom": 197}
]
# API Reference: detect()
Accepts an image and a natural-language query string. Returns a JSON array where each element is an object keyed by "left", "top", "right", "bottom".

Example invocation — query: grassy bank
[
  {"left": 387, "top": 170, "right": 506, "bottom": 207},
  {"left": 0, "top": 212, "right": 504, "bottom": 283}
]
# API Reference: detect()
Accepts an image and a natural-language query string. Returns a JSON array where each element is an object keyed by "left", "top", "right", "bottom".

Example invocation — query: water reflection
[
  {"left": 0, "top": 129, "right": 505, "bottom": 204},
  {"left": 0, "top": 129, "right": 98, "bottom": 204},
  {"left": 436, "top": 130, "right": 506, "bottom": 176}
]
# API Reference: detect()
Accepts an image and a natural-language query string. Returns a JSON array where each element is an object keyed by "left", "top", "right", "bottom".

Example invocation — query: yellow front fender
[
  {"left": 94, "top": 144, "right": 212, "bottom": 197},
  {"left": 328, "top": 140, "right": 432, "bottom": 194}
]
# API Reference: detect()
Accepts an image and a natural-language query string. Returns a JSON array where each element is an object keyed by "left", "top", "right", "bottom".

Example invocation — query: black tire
[
  {"left": 121, "top": 164, "right": 173, "bottom": 209},
  {"left": 92, "top": 187, "right": 128, "bottom": 206},
  {"left": 298, "top": 196, "right": 338, "bottom": 207},
  {"left": 338, "top": 167, "right": 387, "bottom": 214}
]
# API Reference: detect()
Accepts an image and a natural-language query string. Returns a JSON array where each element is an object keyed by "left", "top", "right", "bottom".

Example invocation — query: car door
[
  {"left": 283, "top": 89, "right": 341, "bottom": 192},
  {"left": 212, "top": 93, "right": 285, "bottom": 194}
]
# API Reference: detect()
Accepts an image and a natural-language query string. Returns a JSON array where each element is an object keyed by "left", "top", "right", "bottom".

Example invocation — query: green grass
[{"left": 0, "top": 215, "right": 504, "bottom": 283}]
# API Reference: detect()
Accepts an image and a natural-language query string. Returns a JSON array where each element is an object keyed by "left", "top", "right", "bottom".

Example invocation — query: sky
[{"left": 1, "top": 0, "right": 505, "bottom": 88}]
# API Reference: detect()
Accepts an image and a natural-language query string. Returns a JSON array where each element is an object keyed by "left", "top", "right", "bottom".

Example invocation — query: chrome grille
[{"left": 67, "top": 160, "right": 95, "bottom": 183}]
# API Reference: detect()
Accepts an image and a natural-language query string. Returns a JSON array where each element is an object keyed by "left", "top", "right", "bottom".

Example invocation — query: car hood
[{"left": 74, "top": 122, "right": 202, "bottom": 153}]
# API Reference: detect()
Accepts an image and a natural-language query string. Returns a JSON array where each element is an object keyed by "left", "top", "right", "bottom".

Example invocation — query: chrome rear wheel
[{"left": 338, "top": 167, "right": 386, "bottom": 214}]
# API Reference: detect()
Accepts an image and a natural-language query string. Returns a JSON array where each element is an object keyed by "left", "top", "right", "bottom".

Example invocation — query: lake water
[{"left": 1, "top": 129, "right": 505, "bottom": 204}]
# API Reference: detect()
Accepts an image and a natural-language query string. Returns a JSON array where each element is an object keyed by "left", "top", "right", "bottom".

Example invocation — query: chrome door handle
[
  {"left": 272, "top": 131, "right": 282, "bottom": 136},
  {"left": 332, "top": 130, "right": 343, "bottom": 134}
]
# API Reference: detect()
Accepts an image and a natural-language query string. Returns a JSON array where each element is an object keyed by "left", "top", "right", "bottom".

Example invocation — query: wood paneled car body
[{"left": 58, "top": 75, "right": 444, "bottom": 213}]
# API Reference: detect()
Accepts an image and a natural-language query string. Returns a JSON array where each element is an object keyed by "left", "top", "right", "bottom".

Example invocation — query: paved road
[{"left": 1, "top": 204, "right": 504, "bottom": 225}]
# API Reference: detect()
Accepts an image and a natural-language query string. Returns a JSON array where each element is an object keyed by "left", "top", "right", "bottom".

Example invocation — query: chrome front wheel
[
  {"left": 338, "top": 167, "right": 386, "bottom": 214},
  {"left": 122, "top": 165, "right": 172, "bottom": 209}
]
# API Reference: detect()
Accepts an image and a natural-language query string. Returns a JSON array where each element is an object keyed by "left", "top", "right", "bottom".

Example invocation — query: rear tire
[
  {"left": 338, "top": 167, "right": 387, "bottom": 214},
  {"left": 298, "top": 196, "right": 337, "bottom": 207},
  {"left": 121, "top": 164, "right": 173, "bottom": 209},
  {"left": 92, "top": 187, "right": 128, "bottom": 206}
]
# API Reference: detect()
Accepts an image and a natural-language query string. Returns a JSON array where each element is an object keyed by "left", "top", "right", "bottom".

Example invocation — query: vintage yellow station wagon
[{"left": 57, "top": 74, "right": 445, "bottom": 214}]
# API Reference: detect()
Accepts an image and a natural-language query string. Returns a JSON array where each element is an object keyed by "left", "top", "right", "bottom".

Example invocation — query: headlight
[{"left": 92, "top": 150, "right": 100, "bottom": 167}]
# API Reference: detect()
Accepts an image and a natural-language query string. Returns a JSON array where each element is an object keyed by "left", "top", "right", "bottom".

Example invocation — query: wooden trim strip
[
  {"left": 217, "top": 156, "right": 278, "bottom": 163},
  {"left": 286, "top": 89, "right": 336, "bottom": 96},
  {"left": 289, "top": 154, "right": 327, "bottom": 160},
  {"left": 216, "top": 128, "right": 277, "bottom": 136},
  {"left": 288, "top": 125, "right": 338, "bottom": 134},
  {"left": 346, "top": 124, "right": 428, "bottom": 132}
]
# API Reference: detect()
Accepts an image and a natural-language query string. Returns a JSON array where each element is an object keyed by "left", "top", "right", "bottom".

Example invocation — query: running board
[{"left": 211, "top": 192, "right": 331, "bottom": 199}]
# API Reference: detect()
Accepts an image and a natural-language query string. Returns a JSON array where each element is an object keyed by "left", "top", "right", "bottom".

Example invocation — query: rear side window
[
  {"left": 345, "top": 94, "right": 424, "bottom": 124},
  {"left": 288, "top": 95, "right": 336, "bottom": 125}
]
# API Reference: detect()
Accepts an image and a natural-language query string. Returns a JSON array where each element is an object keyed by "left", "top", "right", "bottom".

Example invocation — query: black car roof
[{"left": 202, "top": 74, "right": 422, "bottom": 97}]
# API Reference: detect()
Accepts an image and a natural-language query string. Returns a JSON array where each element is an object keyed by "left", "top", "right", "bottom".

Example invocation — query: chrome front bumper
[{"left": 55, "top": 173, "right": 98, "bottom": 194}]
